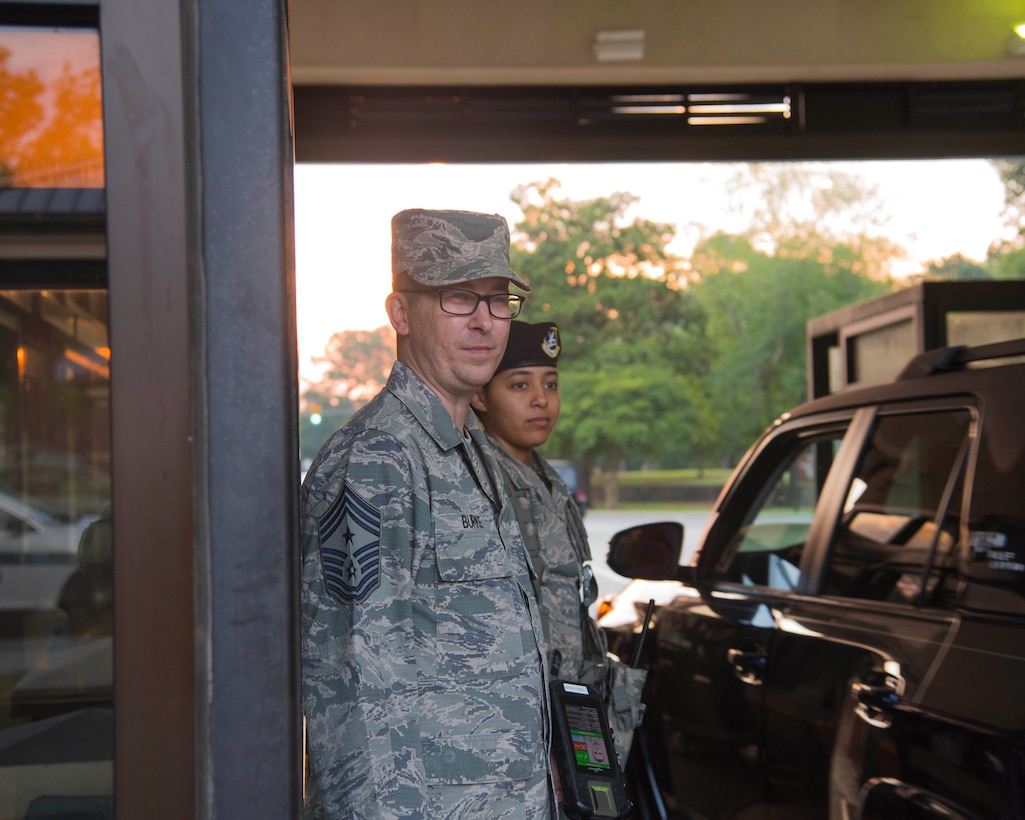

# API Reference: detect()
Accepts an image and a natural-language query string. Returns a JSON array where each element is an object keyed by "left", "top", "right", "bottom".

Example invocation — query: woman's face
[{"left": 472, "top": 365, "right": 560, "bottom": 463}]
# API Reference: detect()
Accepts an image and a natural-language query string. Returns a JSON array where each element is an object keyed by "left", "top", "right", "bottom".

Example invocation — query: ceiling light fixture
[
  {"left": 688, "top": 116, "right": 768, "bottom": 126},
  {"left": 688, "top": 102, "right": 791, "bottom": 117},
  {"left": 1006, "top": 23, "right": 1025, "bottom": 56},
  {"left": 611, "top": 105, "right": 686, "bottom": 115},
  {"left": 593, "top": 30, "right": 645, "bottom": 62},
  {"left": 611, "top": 94, "right": 684, "bottom": 104}
]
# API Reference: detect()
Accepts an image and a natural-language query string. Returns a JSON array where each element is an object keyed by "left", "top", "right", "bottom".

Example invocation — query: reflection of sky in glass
[{"left": 0, "top": 28, "right": 103, "bottom": 187}]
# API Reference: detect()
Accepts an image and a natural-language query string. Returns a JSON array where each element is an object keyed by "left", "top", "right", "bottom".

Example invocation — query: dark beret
[{"left": 495, "top": 321, "right": 560, "bottom": 374}]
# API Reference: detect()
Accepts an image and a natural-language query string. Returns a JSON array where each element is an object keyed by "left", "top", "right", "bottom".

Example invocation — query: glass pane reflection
[
  {"left": 0, "top": 27, "right": 103, "bottom": 188},
  {"left": 0, "top": 289, "right": 111, "bottom": 817}
]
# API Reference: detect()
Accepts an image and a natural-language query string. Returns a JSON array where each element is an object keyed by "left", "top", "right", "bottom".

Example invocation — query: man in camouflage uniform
[
  {"left": 471, "top": 321, "right": 647, "bottom": 769},
  {"left": 301, "top": 210, "right": 554, "bottom": 818}
]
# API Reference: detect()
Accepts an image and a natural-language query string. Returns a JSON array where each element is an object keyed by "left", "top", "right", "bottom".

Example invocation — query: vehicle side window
[
  {"left": 823, "top": 410, "right": 970, "bottom": 609},
  {"left": 715, "top": 431, "right": 846, "bottom": 591}
]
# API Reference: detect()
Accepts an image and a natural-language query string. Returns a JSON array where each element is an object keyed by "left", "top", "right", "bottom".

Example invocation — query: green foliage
[
  {"left": 559, "top": 366, "right": 693, "bottom": 463},
  {"left": 305, "top": 167, "right": 979, "bottom": 505},
  {"left": 918, "top": 253, "right": 991, "bottom": 281},
  {"left": 904, "top": 162, "right": 1025, "bottom": 284},
  {"left": 614, "top": 467, "right": 732, "bottom": 488},
  {"left": 972, "top": 159, "right": 1025, "bottom": 281},
  {"left": 509, "top": 180, "right": 710, "bottom": 491},
  {"left": 690, "top": 232, "right": 892, "bottom": 458},
  {"left": 511, "top": 179, "right": 700, "bottom": 346},
  {"left": 985, "top": 243, "right": 1025, "bottom": 280},
  {"left": 722, "top": 163, "right": 905, "bottom": 279},
  {"left": 993, "top": 158, "right": 1025, "bottom": 238}
]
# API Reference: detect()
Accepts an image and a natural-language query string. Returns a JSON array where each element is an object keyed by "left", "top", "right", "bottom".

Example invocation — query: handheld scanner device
[{"left": 549, "top": 680, "right": 631, "bottom": 819}]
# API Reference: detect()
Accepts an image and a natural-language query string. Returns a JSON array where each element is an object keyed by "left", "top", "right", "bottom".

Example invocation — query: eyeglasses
[{"left": 400, "top": 288, "right": 524, "bottom": 319}]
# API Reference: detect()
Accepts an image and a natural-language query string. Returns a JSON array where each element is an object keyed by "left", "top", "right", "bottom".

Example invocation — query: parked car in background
[
  {"left": 549, "top": 459, "right": 589, "bottom": 516},
  {"left": 599, "top": 339, "right": 1025, "bottom": 820},
  {"left": 0, "top": 492, "right": 96, "bottom": 613},
  {"left": 0, "top": 452, "right": 110, "bottom": 523}
]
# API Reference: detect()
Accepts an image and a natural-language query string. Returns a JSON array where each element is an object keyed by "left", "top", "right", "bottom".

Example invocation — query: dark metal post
[{"left": 100, "top": 0, "right": 300, "bottom": 816}]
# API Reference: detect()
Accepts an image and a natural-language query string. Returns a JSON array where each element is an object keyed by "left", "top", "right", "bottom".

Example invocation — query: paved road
[{"left": 582, "top": 507, "right": 713, "bottom": 608}]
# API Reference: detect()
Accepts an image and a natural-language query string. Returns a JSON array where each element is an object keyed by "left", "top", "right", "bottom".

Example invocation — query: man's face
[
  {"left": 400, "top": 277, "right": 513, "bottom": 405},
  {"left": 472, "top": 365, "right": 560, "bottom": 463}
]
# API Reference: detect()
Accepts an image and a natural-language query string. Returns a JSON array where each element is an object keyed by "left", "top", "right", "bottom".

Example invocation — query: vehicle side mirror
[{"left": 606, "top": 521, "right": 685, "bottom": 580}]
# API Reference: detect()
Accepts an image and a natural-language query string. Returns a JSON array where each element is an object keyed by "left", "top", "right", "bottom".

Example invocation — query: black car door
[
  {"left": 640, "top": 415, "right": 856, "bottom": 818},
  {"left": 761, "top": 403, "right": 973, "bottom": 817}
]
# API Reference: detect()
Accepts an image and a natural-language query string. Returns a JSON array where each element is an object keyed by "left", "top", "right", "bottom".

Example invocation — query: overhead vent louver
[
  {"left": 293, "top": 80, "right": 1025, "bottom": 162},
  {"left": 910, "top": 84, "right": 1024, "bottom": 130}
]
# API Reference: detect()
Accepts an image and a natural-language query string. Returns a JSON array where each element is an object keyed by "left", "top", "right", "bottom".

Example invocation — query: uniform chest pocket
[
  {"left": 435, "top": 524, "right": 512, "bottom": 582},
  {"left": 432, "top": 517, "right": 531, "bottom": 676}
]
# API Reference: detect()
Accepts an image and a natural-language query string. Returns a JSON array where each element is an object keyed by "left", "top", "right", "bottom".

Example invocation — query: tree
[
  {"left": 992, "top": 158, "right": 1025, "bottom": 238},
  {"left": 558, "top": 366, "right": 695, "bottom": 508},
  {"left": 690, "top": 232, "right": 892, "bottom": 460},
  {"left": 24, "top": 61, "right": 103, "bottom": 185},
  {"left": 510, "top": 179, "right": 699, "bottom": 345},
  {"left": 914, "top": 253, "right": 990, "bottom": 281},
  {"left": 981, "top": 160, "right": 1025, "bottom": 281},
  {"left": 303, "top": 168, "right": 913, "bottom": 494},
  {"left": 0, "top": 49, "right": 103, "bottom": 186},
  {"left": 510, "top": 180, "right": 709, "bottom": 502},
  {"left": 680, "top": 165, "right": 903, "bottom": 461},
  {"left": 0, "top": 46, "right": 45, "bottom": 185},
  {"left": 300, "top": 326, "right": 395, "bottom": 457},
  {"left": 307, "top": 325, "right": 395, "bottom": 407},
  {"left": 984, "top": 243, "right": 1025, "bottom": 280},
  {"left": 722, "top": 163, "right": 906, "bottom": 280}
]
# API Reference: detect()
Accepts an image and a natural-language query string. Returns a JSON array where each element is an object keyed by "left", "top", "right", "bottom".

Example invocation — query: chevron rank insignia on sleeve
[{"left": 318, "top": 482, "right": 382, "bottom": 604}]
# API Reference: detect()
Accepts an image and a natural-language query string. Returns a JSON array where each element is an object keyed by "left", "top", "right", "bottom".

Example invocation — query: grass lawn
[{"left": 612, "top": 467, "right": 733, "bottom": 488}]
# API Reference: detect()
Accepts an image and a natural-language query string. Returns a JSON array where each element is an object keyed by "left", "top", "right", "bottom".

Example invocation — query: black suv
[{"left": 599, "top": 339, "right": 1025, "bottom": 820}]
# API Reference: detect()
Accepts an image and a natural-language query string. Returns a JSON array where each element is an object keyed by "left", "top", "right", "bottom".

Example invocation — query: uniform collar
[{"left": 387, "top": 361, "right": 466, "bottom": 452}]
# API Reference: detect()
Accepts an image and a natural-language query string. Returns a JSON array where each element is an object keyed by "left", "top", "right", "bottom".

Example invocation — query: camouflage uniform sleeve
[{"left": 302, "top": 430, "right": 426, "bottom": 819}]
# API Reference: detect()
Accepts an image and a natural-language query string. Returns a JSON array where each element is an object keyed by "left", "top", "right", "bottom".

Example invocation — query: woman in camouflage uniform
[{"left": 471, "top": 321, "right": 646, "bottom": 778}]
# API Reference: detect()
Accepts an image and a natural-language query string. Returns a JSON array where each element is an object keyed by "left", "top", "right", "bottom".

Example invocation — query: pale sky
[{"left": 293, "top": 159, "right": 1012, "bottom": 385}]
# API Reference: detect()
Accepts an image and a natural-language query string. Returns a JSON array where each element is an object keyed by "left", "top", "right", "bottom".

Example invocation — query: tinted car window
[
  {"left": 713, "top": 428, "right": 847, "bottom": 591},
  {"left": 823, "top": 409, "right": 970, "bottom": 608}
]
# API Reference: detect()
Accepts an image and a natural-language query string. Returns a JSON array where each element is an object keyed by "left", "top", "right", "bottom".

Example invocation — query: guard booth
[{"left": 807, "top": 280, "right": 1025, "bottom": 399}]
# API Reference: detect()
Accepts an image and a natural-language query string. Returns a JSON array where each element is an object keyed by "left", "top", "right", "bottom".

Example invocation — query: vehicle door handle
[
  {"left": 726, "top": 646, "right": 767, "bottom": 685},
  {"left": 851, "top": 672, "right": 904, "bottom": 729}
]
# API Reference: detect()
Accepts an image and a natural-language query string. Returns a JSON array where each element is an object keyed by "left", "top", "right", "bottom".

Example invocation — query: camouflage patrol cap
[
  {"left": 495, "top": 321, "right": 560, "bottom": 374},
  {"left": 391, "top": 209, "right": 531, "bottom": 292}
]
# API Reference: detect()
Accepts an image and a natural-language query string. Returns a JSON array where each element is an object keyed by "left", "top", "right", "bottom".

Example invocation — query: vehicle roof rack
[{"left": 896, "top": 337, "right": 1025, "bottom": 381}]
